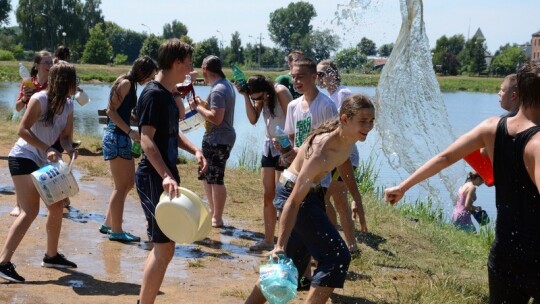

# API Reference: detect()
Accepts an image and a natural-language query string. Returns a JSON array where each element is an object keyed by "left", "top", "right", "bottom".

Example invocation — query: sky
[{"left": 6, "top": 0, "right": 540, "bottom": 53}]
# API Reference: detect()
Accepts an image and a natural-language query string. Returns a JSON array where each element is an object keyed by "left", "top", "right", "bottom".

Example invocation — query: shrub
[
  {"left": 115, "top": 53, "right": 128, "bottom": 65},
  {"left": 0, "top": 49, "right": 15, "bottom": 61}
]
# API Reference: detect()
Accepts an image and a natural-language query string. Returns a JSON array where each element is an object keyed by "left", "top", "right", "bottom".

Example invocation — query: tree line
[{"left": 0, "top": 0, "right": 528, "bottom": 76}]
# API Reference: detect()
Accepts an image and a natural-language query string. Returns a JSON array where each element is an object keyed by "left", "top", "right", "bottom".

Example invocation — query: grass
[
  {"left": 0, "top": 60, "right": 504, "bottom": 93},
  {"left": 0, "top": 115, "right": 495, "bottom": 303}
]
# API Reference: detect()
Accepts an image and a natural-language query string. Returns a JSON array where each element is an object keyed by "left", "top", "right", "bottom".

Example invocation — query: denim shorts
[
  {"left": 103, "top": 131, "right": 133, "bottom": 161},
  {"left": 8, "top": 156, "right": 39, "bottom": 176},
  {"left": 273, "top": 180, "right": 351, "bottom": 288},
  {"left": 198, "top": 141, "right": 232, "bottom": 185},
  {"left": 135, "top": 172, "right": 171, "bottom": 243}
]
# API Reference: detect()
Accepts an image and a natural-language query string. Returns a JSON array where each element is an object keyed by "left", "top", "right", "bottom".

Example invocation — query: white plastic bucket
[
  {"left": 74, "top": 91, "right": 90, "bottom": 106},
  {"left": 31, "top": 158, "right": 79, "bottom": 206},
  {"left": 155, "top": 187, "right": 211, "bottom": 244},
  {"left": 179, "top": 108, "right": 205, "bottom": 133}
]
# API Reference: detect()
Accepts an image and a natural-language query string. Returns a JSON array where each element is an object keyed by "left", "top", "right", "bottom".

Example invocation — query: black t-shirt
[{"left": 136, "top": 81, "right": 180, "bottom": 181}]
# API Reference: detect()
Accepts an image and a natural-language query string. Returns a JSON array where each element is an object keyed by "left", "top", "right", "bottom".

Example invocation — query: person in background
[
  {"left": 53, "top": 45, "right": 70, "bottom": 64},
  {"left": 385, "top": 63, "right": 540, "bottom": 303},
  {"left": 275, "top": 50, "right": 304, "bottom": 99},
  {"left": 451, "top": 172, "right": 484, "bottom": 232},
  {"left": 244, "top": 94, "right": 374, "bottom": 304},
  {"left": 0, "top": 63, "right": 79, "bottom": 283},
  {"left": 99, "top": 56, "right": 157, "bottom": 243},
  {"left": 10, "top": 50, "right": 53, "bottom": 217},
  {"left": 316, "top": 59, "right": 361, "bottom": 254},
  {"left": 498, "top": 73, "right": 519, "bottom": 113},
  {"left": 134, "top": 39, "right": 206, "bottom": 304},
  {"left": 192, "top": 55, "right": 236, "bottom": 228},
  {"left": 235, "top": 75, "right": 292, "bottom": 251}
]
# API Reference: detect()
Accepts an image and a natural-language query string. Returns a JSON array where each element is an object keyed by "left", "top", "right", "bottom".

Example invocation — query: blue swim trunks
[{"left": 102, "top": 131, "right": 133, "bottom": 161}]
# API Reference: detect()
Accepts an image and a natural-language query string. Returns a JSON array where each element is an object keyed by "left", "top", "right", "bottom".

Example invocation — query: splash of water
[{"left": 374, "top": 0, "right": 465, "bottom": 203}]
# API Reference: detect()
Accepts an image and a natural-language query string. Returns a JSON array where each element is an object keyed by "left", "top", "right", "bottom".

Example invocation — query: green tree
[
  {"left": 82, "top": 0, "right": 103, "bottom": 39},
  {"left": 16, "top": 0, "right": 84, "bottom": 51},
  {"left": 192, "top": 37, "right": 219, "bottom": 68},
  {"left": 432, "top": 34, "right": 465, "bottom": 75},
  {"left": 458, "top": 36, "right": 487, "bottom": 75},
  {"left": 104, "top": 21, "right": 146, "bottom": 63},
  {"left": 268, "top": 1, "right": 316, "bottom": 53},
  {"left": 335, "top": 47, "right": 366, "bottom": 72},
  {"left": 490, "top": 44, "right": 528, "bottom": 76},
  {"left": 0, "top": 0, "right": 11, "bottom": 25},
  {"left": 81, "top": 23, "right": 112, "bottom": 64},
  {"left": 163, "top": 20, "right": 188, "bottom": 39},
  {"left": 309, "top": 30, "right": 341, "bottom": 62},
  {"left": 225, "top": 31, "right": 243, "bottom": 65},
  {"left": 180, "top": 35, "right": 193, "bottom": 46},
  {"left": 377, "top": 43, "right": 394, "bottom": 57},
  {"left": 357, "top": 37, "right": 376, "bottom": 56},
  {"left": 140, "top": 34, "right": 163, "bottom": 61}
]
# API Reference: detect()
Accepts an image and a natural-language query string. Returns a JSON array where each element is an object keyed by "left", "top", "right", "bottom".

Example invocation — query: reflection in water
[{"left": 374, "top": 0, "right": 464, "bottom": 204}]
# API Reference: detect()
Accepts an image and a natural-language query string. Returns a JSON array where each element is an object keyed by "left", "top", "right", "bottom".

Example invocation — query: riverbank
[
  {"left": 0, "top": 61, "right": 503, "bottom": 93},
  {"left": 0, "top": 117, "right": 492, "bottom": 303}
]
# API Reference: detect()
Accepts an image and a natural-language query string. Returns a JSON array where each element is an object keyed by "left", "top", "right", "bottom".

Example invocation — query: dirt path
[{"left": 0, "top": 165, "right": 274, "bottom": 304}]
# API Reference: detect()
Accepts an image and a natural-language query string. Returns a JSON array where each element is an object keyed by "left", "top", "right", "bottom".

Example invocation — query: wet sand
[{"left": 0, "top": 166, "right": 269, "bottom": 304}]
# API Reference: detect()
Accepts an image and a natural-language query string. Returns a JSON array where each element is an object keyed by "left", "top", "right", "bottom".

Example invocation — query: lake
[{"left": 0, "top": 82, "right": 502, "bottom": 223}]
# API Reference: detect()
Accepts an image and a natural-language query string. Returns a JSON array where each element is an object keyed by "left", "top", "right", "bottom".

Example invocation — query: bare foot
[
  {"left": 10, "top": 206, "right": 20, "bottom": 217},
  {"left": 212, "top": 218, "right": 224, "bottom": 228}
]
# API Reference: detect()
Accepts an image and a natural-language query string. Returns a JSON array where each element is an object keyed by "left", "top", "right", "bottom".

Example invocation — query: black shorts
[
  {"left": 8, "top": 156, "right": 40, "bottom": 176},
  {"left": 198, "top": 141, "right": 232, "bottom": 185},
  {"left": 261, "top": 150, "right": 286, "bottom": 171},
  {"left": 135, "top": 172, "right": 172, "bottom": 243}
]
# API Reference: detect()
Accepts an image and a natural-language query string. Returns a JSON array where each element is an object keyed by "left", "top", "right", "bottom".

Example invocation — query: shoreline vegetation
[
  {"left": 0, "top": 114, "right": 494, "bottom": 302},
  {"left": 0, "top": 61, "right": 503, "bottom": 93}
]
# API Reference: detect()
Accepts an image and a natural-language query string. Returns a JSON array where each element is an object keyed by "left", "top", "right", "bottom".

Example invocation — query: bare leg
[
  {"left": 261, "top": 168, "right": 278, "bottom": 244},
  {"left": 305, "top": 286, "right": 335, "bottom": 304},
  {"left": 104, "top": 157, "right": 135, "bottom": 233},
  {"left": 203, "top": 180, "right": 214, "bottom": 215},
  {"left": 0, "top": 175, "right": 40, "bottom": 262},
  {"left": 331, "top": 181, "right": 358, "bottom": 250},
  {"left": 138, "top": 242, "right": 175, "bottom": 304},
  {"left": 244, "top": 282, "right": 266, "bottom": 304},
  {"left": 45, "top": 197, "right": 64, "bottom": 257},
  {"left": 210, "top": 184, "right": 226, "bottom": 227}
]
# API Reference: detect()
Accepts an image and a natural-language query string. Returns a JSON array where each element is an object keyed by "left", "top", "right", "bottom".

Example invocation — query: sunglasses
[{"left": 250, "top": 93, "right": 265, "bottom": 101}]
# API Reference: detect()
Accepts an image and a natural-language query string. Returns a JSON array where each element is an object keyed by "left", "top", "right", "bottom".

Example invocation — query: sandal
[
  {"left": 109, "top": 231, "right": 141, "bottom": 243},
  {"left": 248, "top": 241, "right": 274, "bottom": 252},
  {"left": 99, "top": 225, "right": 111, "bottom": 234}
]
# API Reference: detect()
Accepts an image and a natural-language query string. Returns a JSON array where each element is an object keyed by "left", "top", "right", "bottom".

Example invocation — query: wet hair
[
  {"left": 109, "top": 56, "right": 157, "bottom": 106},
  {"left": 304, "top": 94, "right": 375, "bottom": 158},
  {"left": 318, "top": 59, "right": 341, "bottom": 84},
  {"left": 42, "top": 63, "right": 77, "bottom": 125},
  {"left": 158, "top": 38, "right": 193, "bottom": 70},
  {"left": 292, "top": 58, "right": 317, "bottom": 75},
  {"left": 54, "top": 45, "right": 71, "bottom": 63},
  {"left": 247, "top": 75, "right": 277, "bottom": 117},
  {"left": 465, "top": 172, "right": 482, "bottom": 183},
  {"left": 517, "top": 63, "right": 540, "bottom": 108},
  {"left": 30, "top": 50, "right": 52, "bottom": 77}
]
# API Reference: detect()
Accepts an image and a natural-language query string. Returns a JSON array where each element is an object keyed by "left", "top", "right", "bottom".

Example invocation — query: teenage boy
[{"left": 135, "top": 38, "right": 206, "bottom": 304}]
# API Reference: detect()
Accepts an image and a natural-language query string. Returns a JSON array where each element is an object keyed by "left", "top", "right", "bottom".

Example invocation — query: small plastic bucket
[
  {"left": 74, "top": 91, "right": 90, "bottom": 106},
  {"left": 31, "top": 158, "right": 79, "bottom": 206},
  {"left": 179, "top": 107, "right": 205, "bottom": 133},
  {"left": 155, "top": 187, "right": 211, "bottom": 244},
  {"left": 464, "top": 149, "right": 494, "bottom": 186}
]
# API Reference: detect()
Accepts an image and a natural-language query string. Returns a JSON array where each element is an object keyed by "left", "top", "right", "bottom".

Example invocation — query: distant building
[
  {"left": 520, "top": 42, "right": 532, "bottom": 59},
  {"left": 532, "top": 31, "right": 540, "bottom": 65},
  {"left": 473, "top": 28, "right": 493, "bottom": 67}
]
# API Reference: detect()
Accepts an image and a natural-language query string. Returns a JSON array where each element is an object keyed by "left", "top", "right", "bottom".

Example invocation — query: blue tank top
[
  {"left": 489, "top": 117, "right": 540, "bottom": 281},
  {"left": 106, "top": 80, "right": 137, "bottom": 134}
]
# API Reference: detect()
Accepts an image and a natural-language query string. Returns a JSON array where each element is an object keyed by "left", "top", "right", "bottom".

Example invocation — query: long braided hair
[
  {"left": 247, "top": 75, "right": 277, "bottom": 117},
  {"left": 304, "top": 94, "right": 374, "bottom": 159},
  {"left": 42, "top": 63, "right": 76, "bottom": 125}
]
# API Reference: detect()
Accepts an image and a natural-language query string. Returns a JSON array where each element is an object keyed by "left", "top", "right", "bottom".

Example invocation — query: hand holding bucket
[{"left": 31, "top": 157, "right": 79, "bottom": 206}]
